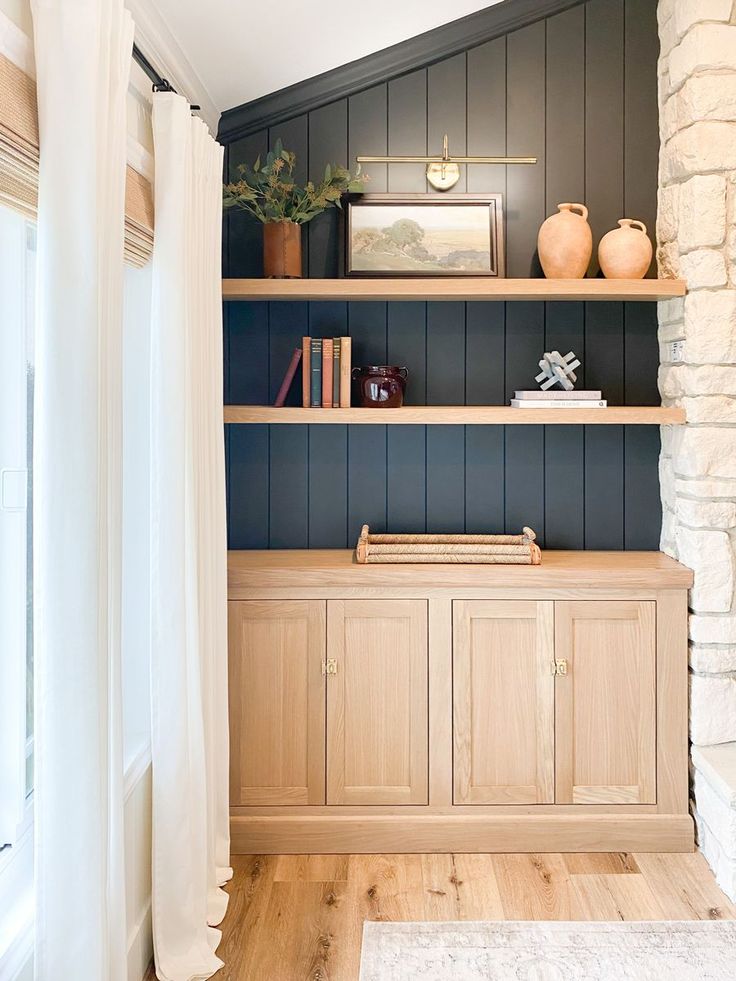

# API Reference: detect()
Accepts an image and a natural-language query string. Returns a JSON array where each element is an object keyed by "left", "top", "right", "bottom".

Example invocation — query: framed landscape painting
[{"left": 345, "top": 193, "right": 505, "bottom": 277}]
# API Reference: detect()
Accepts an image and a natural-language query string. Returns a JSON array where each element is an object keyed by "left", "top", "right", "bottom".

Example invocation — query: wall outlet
[{"left": 669, "top": 340, "right": 685, "bottom": 363}]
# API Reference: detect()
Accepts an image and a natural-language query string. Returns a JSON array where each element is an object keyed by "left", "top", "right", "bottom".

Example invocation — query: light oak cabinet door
[
  {"left": 555, "top": 601, "right": 656, "bottom": 805},
  {"left": 228, "top": 600, "right": 326, "bottom": 806},
  {"left": 327, "top": 599, "right": 428, "bottom": 805},
  {"left": 453, "top": 600, "right": 555, "bottom": 804}
]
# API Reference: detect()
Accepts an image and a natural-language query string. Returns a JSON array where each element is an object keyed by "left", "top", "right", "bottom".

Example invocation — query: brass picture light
[{"left": 356, "top": 133, "right": 537, "bottom": 191}]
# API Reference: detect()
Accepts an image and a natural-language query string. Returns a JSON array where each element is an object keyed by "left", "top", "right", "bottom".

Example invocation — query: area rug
[{"left": 359, "top": 920, "right": 736, "bottom": 980}]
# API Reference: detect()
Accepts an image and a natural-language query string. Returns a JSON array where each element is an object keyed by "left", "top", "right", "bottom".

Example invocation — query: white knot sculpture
[{"left": 535, "top": 350, "right": 581, "bottom": 391}]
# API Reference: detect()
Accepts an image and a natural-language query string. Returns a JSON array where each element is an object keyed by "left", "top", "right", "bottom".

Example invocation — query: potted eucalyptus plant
[{"left": 223, "top": 139, "right": 366, "bottom": 278}]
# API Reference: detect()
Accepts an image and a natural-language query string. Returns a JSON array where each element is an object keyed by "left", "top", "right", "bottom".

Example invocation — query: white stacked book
[{"left": 511, "top": 390, "right": 607, "bottom": 408}]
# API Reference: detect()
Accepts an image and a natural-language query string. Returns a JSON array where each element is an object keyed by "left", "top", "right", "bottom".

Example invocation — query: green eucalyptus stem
[{"left": 223, "top": 138, "right": 367, "bottom": 225}]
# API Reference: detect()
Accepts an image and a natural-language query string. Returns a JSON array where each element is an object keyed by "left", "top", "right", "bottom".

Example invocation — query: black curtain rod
[{"left": 132, "top": 42, "right": 200, "bottom": 110}]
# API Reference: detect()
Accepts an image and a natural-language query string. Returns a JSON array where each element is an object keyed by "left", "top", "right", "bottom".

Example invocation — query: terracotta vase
[
  {"left": 537, "top": 203, "right": 592, "bottom": 279},
  {"left": 598, "top": 219, "right": 653, "bottom": 279},
  {"left": 263, "top": 220, "right": 302, "bottom": 278}
]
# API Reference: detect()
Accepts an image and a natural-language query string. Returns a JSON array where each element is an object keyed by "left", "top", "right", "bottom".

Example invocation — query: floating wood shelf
[
  {"left": 222, "top": 277, "right": 685, "bottom": 302},
  {"left": 224, "top": 405, "right": 684, "bottom": 425}
]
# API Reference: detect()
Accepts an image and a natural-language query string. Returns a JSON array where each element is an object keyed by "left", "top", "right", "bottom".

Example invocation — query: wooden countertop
[{"left": 228, "top": 549, "right": 693, "bottom": 592}]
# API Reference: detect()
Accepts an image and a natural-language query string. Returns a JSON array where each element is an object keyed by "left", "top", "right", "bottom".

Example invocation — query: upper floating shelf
[
  {"left": 222, "top": 278, "right": 686, "bottom": 303},
  {"left": 224, "top": 405, "right": 684, "bottom": 426}
]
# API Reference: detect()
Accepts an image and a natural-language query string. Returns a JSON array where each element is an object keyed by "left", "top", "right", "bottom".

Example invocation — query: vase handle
[
  {"left": 629, "top": 219, "right": 647, "bottom": 235},
  {"left": 351, "top": 367, "right": 361, "bottom": 380},
  {"left": 399, "top": 367, "right": 409, "bottom": 379},
  {"left": 560, "top": 202, "right": 588, "bottom": 221}
]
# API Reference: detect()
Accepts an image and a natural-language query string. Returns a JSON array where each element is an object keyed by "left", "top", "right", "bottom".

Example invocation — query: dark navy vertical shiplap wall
[{"left": 223, "top": 0, "right": 661, "bottom": 551}]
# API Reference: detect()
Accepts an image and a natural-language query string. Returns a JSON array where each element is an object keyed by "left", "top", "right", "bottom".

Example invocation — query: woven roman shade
[{"left": 0, "top": 52, "right": 154, "bottom": 265}]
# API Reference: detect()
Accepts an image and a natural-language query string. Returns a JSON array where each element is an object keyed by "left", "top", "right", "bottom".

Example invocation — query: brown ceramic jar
[{"left": 352, "top": 366, "right": 408, "bottom": 408}]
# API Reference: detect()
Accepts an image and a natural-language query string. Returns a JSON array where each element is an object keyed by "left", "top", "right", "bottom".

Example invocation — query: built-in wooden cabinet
[
  {"left": 228, "top": 600, "right": 325, "bottom": 806},
  {"left": 327, "top": 600, "right": 428, "bottom": 805},
  {"left": 227, "top": 550, "right": 693, "bottom": 854},
  {"left": 228, "top": 597, "right": 429, "bottom": 808},
  {"left": 453, "top": 600, "right": 554, "bottom": 805},
  {"left": 554, "top": 601, "right": 657, "bottom": 805}
]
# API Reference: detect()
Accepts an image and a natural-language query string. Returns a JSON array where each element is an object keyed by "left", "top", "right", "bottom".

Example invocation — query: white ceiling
[{"left": 149, "top": 0, "right": 504, "bottom": 114}]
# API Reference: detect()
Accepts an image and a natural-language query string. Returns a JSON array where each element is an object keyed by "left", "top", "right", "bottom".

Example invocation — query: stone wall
[{"left": 657, "top": 0, "right": 736, "bottom": 898}]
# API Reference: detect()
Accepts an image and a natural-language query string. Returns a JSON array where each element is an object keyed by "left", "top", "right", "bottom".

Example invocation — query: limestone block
[
  {"left": 693, "top": 805, "right": 736, "bottom": 901},
  {"left": 678, "top": 74, "right": 736, "bottom": 126},
  {"left": 657, "top": 0, "right": 674, "bottom": 28},
  {"left": 676, "top": 526, "right": 734, "bottom": 611},
  {"left": 690, "top": 614, "right": 736, "bottom": 644},
  {"left": 682, "top": 395, "right": 736, "bottom": 423},
  {"left": 661, "top": 91, "right": 680, "bottom": 142},
  {"left": 660, "top": 508, "right": 677, "bottom": 554},
  {"left": 657, "top": 182, "right": 680, "bottom": 242},
  {"left": 692, "top": 769, "right": 736, "bottom": 853},
  {"left": 691, "top": 644, "right": 736, "bottom": 673},
  {"left": 691, "top": 674, "right": 736, "bottom": 744},
  {"left": 677, "top": 496, "right": 736, "bottom": 527},
  {"left": 675, "top": 476, "right": 736, "bottom": 499},
  {"left": 673, "top": 0, "right": 734, "bottom": 41},
  {"left": 680, "top": 249, "right": 728, "bottom": 289},
  {"left": 661, "top": 423, "right": 675, "bottom": 457},
  {"left": 683, "top": 290, "right": 736, "bottom": 363},
  {"left": 669, "top": 25, "right": 736, "bottom": 91},
  {"left": 659, "top": 363, "right": 736, "bottom": 398},
  {"left": 679, "top": 175, "right": 726, "bottom": 250},
  {"left": 662, "top": 122, "right": 736, "bottom": 181},
  {"left": 658, "top": 296, "right": 686, "bottom": 325},
  {"left": 660, "top": 455, "right": 676, "bottom": 509},
  {"left": 657, "top": 240, "right": 681, "bottom": 279},
  {"left": 671, "top": 426, "right": 736, "bottom": 479}
]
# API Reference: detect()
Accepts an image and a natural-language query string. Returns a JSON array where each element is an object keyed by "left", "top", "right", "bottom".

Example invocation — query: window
[
  {"left": 0, "top": 204, "right": 34, "bottom": 851},
  {"left": 0, "top": 204, "right": 35, "bottom": 970}
]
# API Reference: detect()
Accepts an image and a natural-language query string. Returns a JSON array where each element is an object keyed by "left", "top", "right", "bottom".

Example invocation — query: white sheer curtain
[
  {"left": 30, "top": 0, "right": 132, "bottom": 978},
  {"left": 150, "top": 91, "right": 231, "bottom": 981}
]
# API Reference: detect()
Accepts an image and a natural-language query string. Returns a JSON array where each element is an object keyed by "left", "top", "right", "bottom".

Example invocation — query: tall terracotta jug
[{"left": 537, "top": 203, "right": 592, "bottom": 279}]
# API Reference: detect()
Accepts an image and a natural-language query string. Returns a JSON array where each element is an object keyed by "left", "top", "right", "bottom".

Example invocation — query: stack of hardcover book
[
  {"left": 511, "top": 390, "right": 606, "bottom": 408},
  {"left": 302, "top": 336, "right": 352, "bottom": 408}
]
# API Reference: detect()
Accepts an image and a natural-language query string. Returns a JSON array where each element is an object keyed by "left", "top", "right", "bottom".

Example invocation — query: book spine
[
  {"left": 514, "top": 390, "right": 602, "bottom": 401},
  {"left": 339, "top": 336, "right": 351, "bottom": 407},
  {"left": 511, "top": 399, "right": 607, "bottom": 408},
  {"left": 322, "top": 338, "right": 334, "bottom": 408},
  {"left": 310, "top": 338, "right": 322, "bottom": 408},
  {"left": 274, "top": 347, "right": 302, "bottom": 407},
  {"left": 332, "top": 338, "right": 341, "bottom": 408},
  {"left": 302, "top": 337, "right": 310, "bottom": 408}
]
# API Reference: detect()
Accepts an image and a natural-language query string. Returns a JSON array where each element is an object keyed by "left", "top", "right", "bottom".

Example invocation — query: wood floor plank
[
  {"left": 633, "top": 851, "right": 736, "bottom": 920},
  {"left": 565, "top": 852, "right": 639, "bottom": 875},
  {"left": 568, "top": 874, "right": 626, "bottom": 920},
  {"left": 143, "top": 850, "right": 736, "bottom": 980},
  {"left": 421, "top": 853, "right": 504, "bottom": 920},
  {"left": 273, "top": 854, "right": 350, "bottom": 882},
  {"left": 492, "top": 853, "right": 572, "bottom": 920}
]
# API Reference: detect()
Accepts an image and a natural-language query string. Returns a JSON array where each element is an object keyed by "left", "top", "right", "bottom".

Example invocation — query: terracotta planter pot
[
  {"left": 537, "top": 203, "right": 592, "bottom": 279},
  {"left": 598, "top": 219, "right": 653, "bottom": 279},
  {"left": 263, "top": 221, "right": 302, "bottom": 278}
]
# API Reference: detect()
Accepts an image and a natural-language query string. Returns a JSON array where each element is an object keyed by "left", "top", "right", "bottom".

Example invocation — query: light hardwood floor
[{"left": 145, "top": 851, "right": 736, "bottom": 981}]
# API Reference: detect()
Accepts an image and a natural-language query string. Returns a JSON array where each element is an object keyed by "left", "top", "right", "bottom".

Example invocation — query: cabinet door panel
[
  {"left": 555, "top": 601, "right": 656, "bottom": 805},
  {"left": 327, "top": 599, "right": 428, "bottom": 805},
  {"left": 453, "top": 600, "right": 555, "bottom": 804},
  {"left": 228, "top": 600, "right": 326, "bottom": 806}
]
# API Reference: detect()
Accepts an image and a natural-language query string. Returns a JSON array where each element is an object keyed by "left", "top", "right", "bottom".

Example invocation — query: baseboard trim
[{"left": 230, "top": 813, "right": 695, "bottom": 855}]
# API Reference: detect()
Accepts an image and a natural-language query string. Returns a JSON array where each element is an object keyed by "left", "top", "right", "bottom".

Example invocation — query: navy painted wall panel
[{"left": 224, "top": 0, "right": 661, "bottom": 550}]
